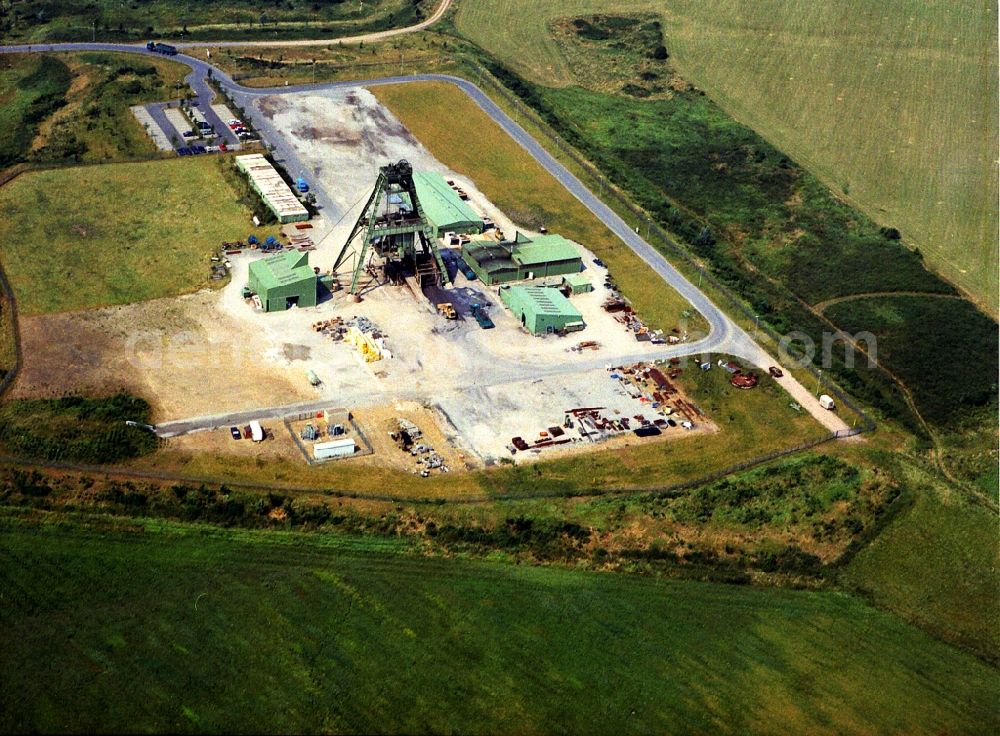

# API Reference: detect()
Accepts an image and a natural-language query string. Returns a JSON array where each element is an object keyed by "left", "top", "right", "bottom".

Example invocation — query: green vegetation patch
[
  {"left": 840, "top": 455, "right": 1000, "bottom": 664},
  {"left": 0, "top": 393, "right": 156, "bottom": 463},
  {"left": 825, "top": 296, "right": 998, "bottom": 425},
  {"left": 537, "top": 84, "right": 950, "bottom": 305},
  {"left": 0, "top": 55, "right": 71, "bottom": 168},
  {"left": 548, "top": 14, "right": 674, "bottom": 98},
  {"left": 1, "top": 513, "right": 998, "bottom": 734},
  {"left": 0, "top": 157, "right": 267, "bottom": 314}
]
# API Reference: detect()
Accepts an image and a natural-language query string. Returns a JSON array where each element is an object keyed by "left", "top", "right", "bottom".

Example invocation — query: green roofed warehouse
[
  {"left": 248, "top": 250, "right": 317, "bottom": 312},
  {"left": 413, "top": 171, "right": 483, "bottom": 237},
  {"left": 499, "top": 284, "right": 584, "bottom": 335},
  {"left": 462, "top": 233, "right": 582, "bottom": 285}
]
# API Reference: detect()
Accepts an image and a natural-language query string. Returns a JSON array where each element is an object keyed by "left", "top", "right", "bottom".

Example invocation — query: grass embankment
[
  {"left": 372, "top": 80, "right": 705, "bottom": 336},
  {"left": 1, "top": 511, "right": 997, "bottom": 734},
  {"left": 0, "top": 0, "right": 430, "bottom": 42},
  {"left": 0, "top": 156, "right": 277, "bottom": 314},
  {"left": 0, "top": 55, "right": 72, "bottom": 169},
  {"left": 455, "top": 0, "right": 999, "bottom": 312}
]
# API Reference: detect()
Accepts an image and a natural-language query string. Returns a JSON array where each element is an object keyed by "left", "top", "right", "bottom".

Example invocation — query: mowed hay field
[
  {"left": 2, "top": 513, "right": 998, "bottom": 734},
  {"left": 0, "top": 157, "right": 272, "bottom": 314},
  {"left": 371, "top": 81, "right": 703, "bottom": 335},
  {"left": 455, "top": 0, "right": 999, "bottom": 311}
]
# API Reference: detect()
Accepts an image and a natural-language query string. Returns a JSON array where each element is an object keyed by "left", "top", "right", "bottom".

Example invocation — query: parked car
[
  {"left": 182, "top": 130, "right": 197, "bottom": 138},
  {"left": 768, "top": 366, "right": 784, "bottom": 378},
  {"left": 230, "top": 426, "right": 242, "bottom": 440},
  {"left": 593, "top": 258, "right": 606, "bottom": 267}
]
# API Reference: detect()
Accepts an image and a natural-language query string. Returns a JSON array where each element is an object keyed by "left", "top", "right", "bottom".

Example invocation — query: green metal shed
[
  {"left": 413, "top": 171, "right": 483, "bottom": 237},
  {"left": 248, "top": 250, "right": 318, "bottom": 312},
  {"left": 499, "top": 284, "right": 584, "bottom": 335},
  {"left": 562, "top": 272, "right": 593, "bottom": 294}
]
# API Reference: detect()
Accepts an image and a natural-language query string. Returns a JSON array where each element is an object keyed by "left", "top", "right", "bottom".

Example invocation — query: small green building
[
  {"left": 462, "top": 233, "right": 583, "bottom": 285},
  {"left": 248, "top": 250, "right": 317, "bottom": 312},
  {"left": 562, "top": 272, "right": 593, "bottom": 294},
  {"left": 413, "top": 171, "right": 483, "bottom": 237},
  {"left": 499, "top": 284, "right": 584, "bottom": 335}
]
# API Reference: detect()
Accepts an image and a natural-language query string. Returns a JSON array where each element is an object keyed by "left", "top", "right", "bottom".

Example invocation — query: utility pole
[{"left": 92, "top": 18, "right": 97, "bottom": 42}]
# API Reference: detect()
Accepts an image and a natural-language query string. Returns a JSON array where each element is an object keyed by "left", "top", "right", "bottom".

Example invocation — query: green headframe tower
[{"left": 332, "top": 160, "right": 451, "bottom": 296}]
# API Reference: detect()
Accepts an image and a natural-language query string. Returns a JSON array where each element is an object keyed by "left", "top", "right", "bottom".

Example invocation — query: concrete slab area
[{"left": 130, "top": 105, "right": 173, "bottom": 151}]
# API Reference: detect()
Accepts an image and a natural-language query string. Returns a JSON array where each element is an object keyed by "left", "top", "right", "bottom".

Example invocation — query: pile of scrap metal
[
  {"left": 609, "top": 362, "right": 704, "bottom": 427},
  {"left": 390, "top": 418, "right": 422, "bottom": 450},
  {"left": 390, "top": 418, "right": 448, "bottom": 476},
  {"left": 602, "top": 296, "right": 676, "bottom": 344},
  {"left": 312, "top": 317, "right": 347, "bottom": 342}
]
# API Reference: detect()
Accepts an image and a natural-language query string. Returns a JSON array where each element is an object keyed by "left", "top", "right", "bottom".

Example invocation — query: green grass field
[
  {"left": 1, "top": 511, "right": 997, "bottom": 734},
  {"left": 372, "top": 80, "right": 703, "bottom": 336},
  {"left": 0, "top": 157, "right": 276, "bottom": 314},
  {"left": 455, "top": 0, "right": 999, "bottom": 312}
]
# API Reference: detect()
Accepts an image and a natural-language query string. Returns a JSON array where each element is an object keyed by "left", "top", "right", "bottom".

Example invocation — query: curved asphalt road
[{"left": 0, "top": 42, "right": 852, "bottom": 436}]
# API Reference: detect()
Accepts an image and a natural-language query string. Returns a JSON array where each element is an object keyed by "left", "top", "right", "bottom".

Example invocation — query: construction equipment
[
  {"left": 437, "top": 302, "right": 457, "bottom": 320},
  {"left": 331, "top": 160, "right": 450, "bottom": 295}
]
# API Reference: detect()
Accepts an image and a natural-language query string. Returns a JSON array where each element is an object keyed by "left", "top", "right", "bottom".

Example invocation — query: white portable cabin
[
  {"left": 249, "top": 420, "right": 264, "bottom": 442},
  {"left": 313, "top": 438, "right": 356, "bottom": 460}
]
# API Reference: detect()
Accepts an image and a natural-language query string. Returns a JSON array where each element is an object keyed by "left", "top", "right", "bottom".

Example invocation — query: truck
[
  {"left": 146, "top": 41, "right": 178, "bottom": 56},
  {"left": 249, "top": 420, "right": 264, "bottom": 442},
  {"left": 819, "top": 394, "right": 836, "bottom": 411},
  {"left": 470, "top": 303, "right": 494, "bottom": 329}
]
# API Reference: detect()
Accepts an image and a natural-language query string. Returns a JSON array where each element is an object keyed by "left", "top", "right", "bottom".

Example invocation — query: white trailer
[
  {"left": 819, "top": 394, "right": 836, "bottom": 410},
  {"left": 249, "top": 420, "right": 264, "bottom": 442},
  {"left": 313, "top": 438, "right": 356, "bottom": 460}
]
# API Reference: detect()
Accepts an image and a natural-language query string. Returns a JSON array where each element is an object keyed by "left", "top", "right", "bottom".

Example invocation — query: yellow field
[
  {"left": 372, "top": 80, "right": 703, "bottom": 334},
  {"left": 455, "top": 0, "right": 999, "bottom": 311}
]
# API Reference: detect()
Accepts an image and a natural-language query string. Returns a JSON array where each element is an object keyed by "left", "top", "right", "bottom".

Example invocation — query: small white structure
[
  {"left": 249, "top": 420, "right": 264, "bottom": 442},
  {"left": 314, "top": 438, "right": 356, "bottom": 460},
  {"left": 819, "top": 394, "right": 836, "bottom": 410}
]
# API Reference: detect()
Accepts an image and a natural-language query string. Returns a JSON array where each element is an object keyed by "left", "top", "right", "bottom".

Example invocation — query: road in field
[{"left": 0, "top": 42, "right": 854, "bottom": 436}]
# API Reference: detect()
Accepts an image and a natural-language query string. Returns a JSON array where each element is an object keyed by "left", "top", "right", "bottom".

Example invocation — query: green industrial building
[
  {"left": 248, "top": 250, "right": 317, "bottom": 312},
  {"left": 462, "top": 233, "right": 583, "bottom": 285},
  {"left": 499, "top": 284, "right": 584, "bottom": 335},
  {"left": 412, "top": 171, "right": 483, "bottom": 237}
]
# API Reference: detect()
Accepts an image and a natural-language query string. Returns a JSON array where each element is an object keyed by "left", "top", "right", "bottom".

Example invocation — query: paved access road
[{"left": 0, "top": 42, "right": 853, "bottom": 437}]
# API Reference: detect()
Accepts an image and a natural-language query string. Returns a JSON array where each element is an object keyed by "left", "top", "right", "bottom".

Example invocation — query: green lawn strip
[{"left": 1, "top": 510, "right": 997, "bottom": 734}]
